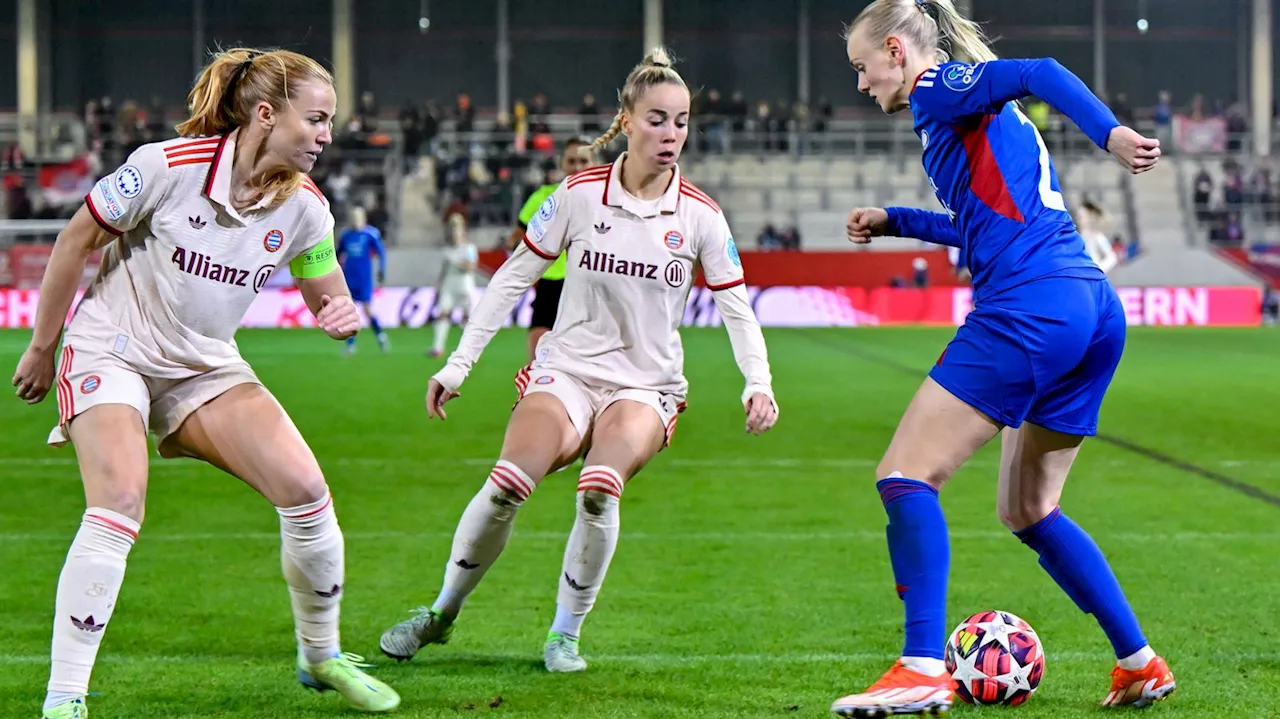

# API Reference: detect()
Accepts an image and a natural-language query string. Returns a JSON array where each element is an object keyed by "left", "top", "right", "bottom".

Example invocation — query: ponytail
[
  {"left": 848, "top": 0, "right": 996, "bottom": 67},
  {"left": 587, "top": 46, "right": 688, "bottom": 154},
  {"left": 175, "top": 48, "right": 259, "bottom": 137},
  {"left": 923, "top": 0, "right": 997, "bottom": 64}
]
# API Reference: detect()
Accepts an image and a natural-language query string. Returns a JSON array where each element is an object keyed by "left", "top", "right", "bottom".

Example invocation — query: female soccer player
[
  {"left": 508, "top": 137, "right": 598, "bottom": 360},
  {"left": 380, "top": 48, "right": 779, "bottom": 673},
  {"left": 831, "top": 1, "right": 1173, "bottom": 715},
  {"left": 428, "top": 213, "right": 479, "bottom": 357},
  {"left": 11, "top": 48, "right": 399, "bottom": 717},
  {"left": 337, "top": 204, "right": 389, "bottom": 353}
]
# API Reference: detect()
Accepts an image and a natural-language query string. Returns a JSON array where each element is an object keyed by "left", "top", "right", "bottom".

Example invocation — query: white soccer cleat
[
  {"left": 544, "top": 631, "right": 588, "bottom": 673},
  {"left": 379, "top": 606, "right": 453, "bottom": 661}
]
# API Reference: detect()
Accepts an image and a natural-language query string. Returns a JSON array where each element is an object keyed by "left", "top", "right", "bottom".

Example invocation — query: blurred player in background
[
  {"left": 1074, "top": 198, "right": 1120, "bottom": 274},
  {"left": 10, "top": 47, "right": 399, "bottom": 717},
  {"left": 834, "top": 0, "right": 1173, "bottom": 715},
  {"left": 509, "top": 137, "right": 598, "bottom": 360},
  {"left": 380, "top": 47, "right": 779, "bottom": 674},
  {"left": 429, "top": 213, "right": 479, "bottom": 357},
  {"left": 337, "top": 205, "right": 388, "bottom": 353}
]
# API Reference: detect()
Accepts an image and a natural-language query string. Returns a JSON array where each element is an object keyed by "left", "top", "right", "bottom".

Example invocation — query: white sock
[
  {"left": 278, "top": 493, "right": 344, "bottom": 666},
  {"left": 432, "top": 317, "right": 450, "bottom": 353},
  {"left": 550, "top": 605, "right": 586, "bottom": 639},
  {"left": 900, "top": 656, "right": 947, "bottom": 677},
  {"left": 1118, "top": 644, "right": 1156, "bottom": 670},
  {"left": 555, "top": 466, "right": 624, "bottom": 626},
  {"left": 45, "top": 508, "right": 139, "bottom": 709},
  {"left": 431, "top": 461, "right": 536, "bottom": 618}
]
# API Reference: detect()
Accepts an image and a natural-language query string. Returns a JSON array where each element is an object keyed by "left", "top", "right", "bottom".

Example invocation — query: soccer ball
[{"left": 944, "top": 610, "right": 1045, "bottom": 706}]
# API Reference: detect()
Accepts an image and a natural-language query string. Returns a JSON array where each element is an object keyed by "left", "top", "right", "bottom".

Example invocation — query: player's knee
[
  {"left": 276, "top": 474, "right": 330, "bottom": 509},
  {"left": 483, "top": 460, "right": 538, "bottom": 519},
  {"left": 875, "top": 457, "right": 949, "bottom": 490},
  {"left": 997, "top": 500, "right": 1055, "bottom": 532},
  {"left": 98, "top": 486, "right": 147, "bottom": 524}
]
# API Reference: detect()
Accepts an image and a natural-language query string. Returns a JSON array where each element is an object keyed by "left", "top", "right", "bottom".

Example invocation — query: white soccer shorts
[{"left": 512, "top": 365, "right": 686, "bottom": 447}]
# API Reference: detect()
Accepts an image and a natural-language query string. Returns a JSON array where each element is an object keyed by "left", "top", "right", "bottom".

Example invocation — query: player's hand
[
  {"left": 847, "top": 207, "right": 889, "bottom": 244},
  {"left": 744, "top": 393, "right": 778, "bottom": 435},
  {"left": 12, "top": 343, "right": 56, "bottom": 405},
  {"left": 316, "top": 294, "right": 360, "bottom": 340},
  {"left": 425, "top": 377, "right": 460, "bottom": 420},
  {"left": 1106, "top": 126, "right": 1161, "bottom": 174}
]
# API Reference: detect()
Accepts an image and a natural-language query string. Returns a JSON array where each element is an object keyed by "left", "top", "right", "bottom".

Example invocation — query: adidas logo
[
  {"left": 315, "top": 583, "right": 343, "bottom": 598},
  {"left": 188, "top": 215, "right": 206, "bottom": 229},
  {"left": 563, "top": 572, "right": 592, "bottom": 591},
  {"left": 70, "top": 615, "right": 105, "bottom": 632},
  {"left": 594, "top": 222, "right": 611, "bottom": 234}
]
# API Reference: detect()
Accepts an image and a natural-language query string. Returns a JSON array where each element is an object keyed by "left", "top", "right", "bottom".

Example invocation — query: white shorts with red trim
[
  {"left": 48, "top": 332, "right": 261, "bottom": 449},
  {"left": 513, "top": 365, "right": 686, "bottom": 447}
]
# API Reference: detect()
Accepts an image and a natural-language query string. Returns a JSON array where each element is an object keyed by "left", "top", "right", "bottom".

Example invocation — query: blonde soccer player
[
  {"left": 11, "top": 48, "right": 400, "bottom": 717},
  {"left": 428, "top": 213, "right": 479, "bottom": 357},
  {"left": 379, "top": 48, "right": 779, "bottom": 673},
  {"left": 833, "top": 0, "right": 1170, "bottom": 714}
]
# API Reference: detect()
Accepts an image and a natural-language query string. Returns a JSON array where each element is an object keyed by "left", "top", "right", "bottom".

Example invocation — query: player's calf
[
  {"left": 379, "top": 461, "right": 539, "bottom": 661},
  {"left": 546, "top": 466, "right": 625, "bottom": 672},
  {"left": 44, "top": 508, "right": 140, "bottom": 715},
  {"left": 277, "top": 491, "right": 345, "bottom": 666}
]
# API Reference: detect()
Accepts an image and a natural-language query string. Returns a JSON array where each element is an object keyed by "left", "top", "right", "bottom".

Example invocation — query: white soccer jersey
[
  {"left": 78, "top": 130, "right": 335, "bottom": 377},
  {"left": 441, "top": 243, "right": 479, "bottom": 286},
  {"left": 437, "top": 153, "right": 772, "bottom": 403}
]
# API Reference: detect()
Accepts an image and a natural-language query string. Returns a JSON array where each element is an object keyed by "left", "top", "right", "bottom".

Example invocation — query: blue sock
[
  {"left": 877, "top": 476, "right": 949, "bottom": 661},
  {"left": 345, "top": 336, "right": 356, "bottom": 347},
  {"left": 1015, "top": 507, "right": 1147, "bottom": 659},
  {"left": 370, "top": 317, "right": 384, "bottom": 335}
]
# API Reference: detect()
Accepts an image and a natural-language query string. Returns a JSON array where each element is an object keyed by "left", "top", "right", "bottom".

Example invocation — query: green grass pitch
[{"left": 1, "top": 326, "right": 1277, "bottom": 718}]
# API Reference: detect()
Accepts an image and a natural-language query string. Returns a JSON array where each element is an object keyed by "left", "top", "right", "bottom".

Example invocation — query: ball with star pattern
[{"left": 944, "top": 610, "right": 1045, "bottom": 706}]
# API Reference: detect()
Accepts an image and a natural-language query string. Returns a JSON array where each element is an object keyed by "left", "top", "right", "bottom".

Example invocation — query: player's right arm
[
  {"left": 428, "top": 185, "right": 569, "bottom": 416},
  {"left": 13, "top": 144, "right": 170, "bottom": 404},
  {"left": 508, "top": 187, "right": 547, "bottom": 251}
]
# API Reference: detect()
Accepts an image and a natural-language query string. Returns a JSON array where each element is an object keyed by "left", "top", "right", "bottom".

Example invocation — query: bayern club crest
[
  {"left": 80, "top": 375, "right": 101, "bottom": 394},
  {"left": 263, "top": 229, "right": 284, "bottom": 253},
  {"left": 664, "top": 230, "right": 684, "bottom": 250}
]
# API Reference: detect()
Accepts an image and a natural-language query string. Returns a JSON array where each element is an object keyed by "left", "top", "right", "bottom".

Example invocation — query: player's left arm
[
  {"left": 290, "top": 211, "right": 358, "bottom": 339},
  {"left": 698, "top": 211, "right": 777, "bottom": 433},
  {"left": 370, "top": 227, "right": 388, "bottom": 283},
  {"left": 916, "top": 59, "right": 1120, "bottom": 150}
]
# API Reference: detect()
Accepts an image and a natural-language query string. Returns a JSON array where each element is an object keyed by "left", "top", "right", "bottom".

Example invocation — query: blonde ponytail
[
  {"left": 847, "top": 0, "right": 996, "bottom": 67},
  {"left": 587, "top": 46, "right": 689, "bottom": 153},
  {"left": 175, "top": 46, "right": 333, "bottom": 207},
  {"left": 924, "top": 0, "right": 997, "bottom": 64}
]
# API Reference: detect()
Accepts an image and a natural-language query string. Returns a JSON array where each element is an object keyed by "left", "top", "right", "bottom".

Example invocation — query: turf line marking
[
  {"left": 0, "top": 529, "right": 1273, "bottom": 543},
  {"left": 794, "top": 331, "right": 1280, "bottom": 510},
  {"left": 0, "top": 650, "right": 1272, "bottom": 666}
]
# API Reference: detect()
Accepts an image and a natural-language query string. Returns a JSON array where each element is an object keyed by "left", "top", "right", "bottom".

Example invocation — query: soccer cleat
[
  {"left": 379, "top": 606, "right": 454, "bottom": 661},
  {"left": 544, "top": 631, "right": 587, "bottom": 673},
  {"left": 831, "top": 660, "right": 954, "bottom": 717},
  {"left": 297, "top": 652, "right": 400, "bottom": 713},
  {"left": 377, "top": 333, "right": 390, "bottom": 353},
  {"left": 1101, "top": 656, "right": 1176, "bottom": 708},
  {"left": 41, "top": 698, "right": 87, "bottom": 719}
]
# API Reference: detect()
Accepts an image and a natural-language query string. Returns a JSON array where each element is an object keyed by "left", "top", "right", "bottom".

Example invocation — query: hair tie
[
  {"left": 915, "top": 0, "right": 937, "bottom": 19},
  {"left": 223, "top": 53, "right": 260, "bottom": 110}
]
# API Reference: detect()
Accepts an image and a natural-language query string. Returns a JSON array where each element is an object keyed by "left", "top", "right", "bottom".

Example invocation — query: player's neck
[
  {"left": 229, "top": 134, "right": 282, "bottom": 209},
  {"left": 619, "top": 154, "right": 672, "bottom": 201}
]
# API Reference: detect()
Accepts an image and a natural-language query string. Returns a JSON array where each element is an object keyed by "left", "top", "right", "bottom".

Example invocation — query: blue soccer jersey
[
  {"left": 886, "top": 59, "right": 1121, "bottom": 301},
  {"left": 337, "top": 226, "right": 386, "bottom": 290}
]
